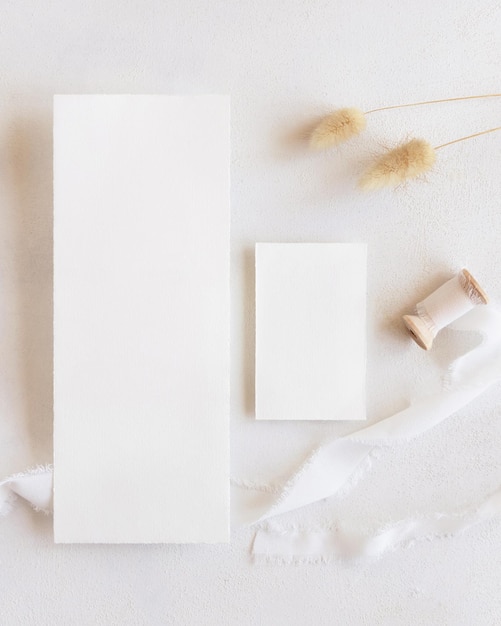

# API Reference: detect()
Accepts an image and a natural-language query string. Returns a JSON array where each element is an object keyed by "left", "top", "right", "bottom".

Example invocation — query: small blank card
[
  {"left": 255, "top": 243, "right": 367, "bottom": 421},
  {"left": 53, "top": 95, "right": 230, "bottom": 543}
]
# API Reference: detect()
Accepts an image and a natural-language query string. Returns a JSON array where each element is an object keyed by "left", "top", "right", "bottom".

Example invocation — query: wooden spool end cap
[
  {"left": 403, "top": 314, "right": 434, "bottom": 350},
  {"left": 461, "top": 269, "right": 489, "bottom": 305}
]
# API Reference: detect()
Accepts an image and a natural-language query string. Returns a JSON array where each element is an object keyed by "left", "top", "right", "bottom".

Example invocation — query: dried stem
[
  {"left": 365, "top": 94, "right": 501, "bottom": 115},
  {"left": 435, "top": 126, "right": 501, "bottom": 150}
]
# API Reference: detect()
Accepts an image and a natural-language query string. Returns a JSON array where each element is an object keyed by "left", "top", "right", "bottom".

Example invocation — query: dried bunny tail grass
[
  {"left": 310, "top": 108, "right": 366, "bottom": 149},
  {"left": 309, "top": 94, "right": 500, "bottom": 151},
  {"left": 359, "top": 138, "right": 435, "bottom": 190}
]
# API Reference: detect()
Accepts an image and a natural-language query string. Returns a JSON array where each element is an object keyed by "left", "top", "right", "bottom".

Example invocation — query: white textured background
[{"left": 0, "top": 1, "right": 500, "bottom": 624}]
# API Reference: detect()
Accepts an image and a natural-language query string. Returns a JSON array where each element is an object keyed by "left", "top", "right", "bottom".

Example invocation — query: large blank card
[
  {"left": 256, "top": 243, "right": 367, "bottom": 421},
  {"left": 53, "top": 95, "right": 230, "bottom": 543}
]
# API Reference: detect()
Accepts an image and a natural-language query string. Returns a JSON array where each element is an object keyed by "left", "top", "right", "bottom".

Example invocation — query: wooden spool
[{"left": 403, "top": 269, "right": 489, "bottom": 351}]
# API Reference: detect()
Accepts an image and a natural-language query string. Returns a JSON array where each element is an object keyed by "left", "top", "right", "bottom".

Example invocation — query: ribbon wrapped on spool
[{"left": 403, "top": 269, "right": 489, "bottom": 350}]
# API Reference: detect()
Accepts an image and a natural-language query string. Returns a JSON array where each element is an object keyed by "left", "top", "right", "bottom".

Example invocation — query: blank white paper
[
  {"left": 255, "top": 243, "right": 367, "bottom": 421},
  {"left": 53, "top": 95, "right": 230, "bottom": 543}
]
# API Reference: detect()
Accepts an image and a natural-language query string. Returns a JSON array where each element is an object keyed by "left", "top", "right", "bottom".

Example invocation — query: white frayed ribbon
[
  {"left": 0, "top": 465, "right": 53, "bottom": 516},
  {"left": 253, "top": 487, "right": 501, "bottom": 562},
  {"left": 3, "top": 308, "right": 501, "bottom": 561},
  {"left": 238, "top": 306, "right": 501, "bottom": 559}
]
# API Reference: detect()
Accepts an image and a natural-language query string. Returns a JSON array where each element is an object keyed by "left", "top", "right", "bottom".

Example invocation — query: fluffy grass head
[
  {"left": 310, "top": 108, "right": 366, "bottom": 149},
  {"left": 359, "top": 138, "right": 435, "bottom": 190}
]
